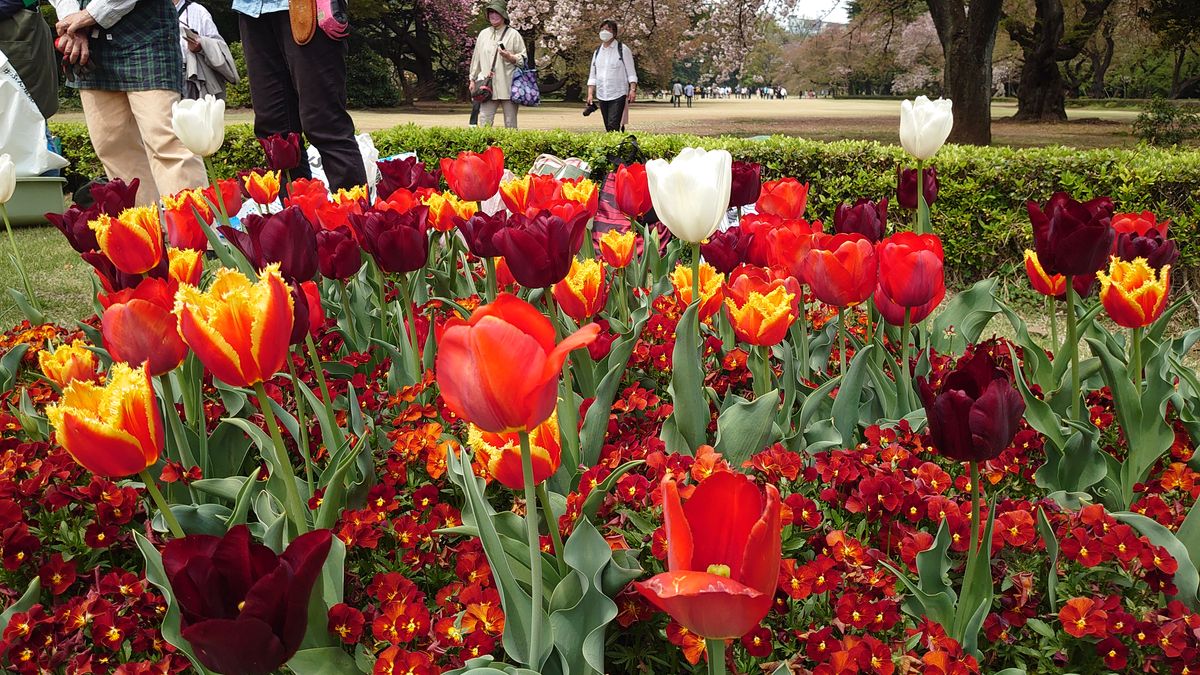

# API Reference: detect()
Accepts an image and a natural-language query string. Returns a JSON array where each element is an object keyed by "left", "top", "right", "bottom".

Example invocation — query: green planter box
[{"left": 5, "top": 177, "right": 66, "bottom": 227}]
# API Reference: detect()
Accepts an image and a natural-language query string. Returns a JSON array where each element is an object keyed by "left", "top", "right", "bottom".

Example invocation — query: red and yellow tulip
[
  {"left": 552, "top": 258, "right": 608, "bottom": 322},
  {"left": 724, "top": 267, "right": 799, "bottom": 347},
  {"left": 90, "top": 206, "right": 164, "bottom": 275},
  {"left": 38, "top": 340, "right": 100, "bottom": 389},
  {"left": 468, "top": 414, "right": 561, "bottom": 489},
  {"left": 599, "top": 229, "right": 636, "bottom": 269},
  {"left": 1097, "top": 257, "right": 1170, "bottom": 329},
  {"left": 424, "top": 191, "right": 478, "bottom": 232},
  {"left": 167, "top": 247, "right": 203, "bottom": 287},
  {"left": 173, "top": 264, "right": 294, "bottom": 388},
  {"left": 243, "top": 170, "right": 281, "bottom": 206},
  {"left": 435, "top": 293, "right": 598, "bottom": 433},
  {"left": 162, "top": 189, "right": 213, "bottom": 252},
  {"left": 1023, "top": 249, "right": 1066, "bottom": 297},
  {"left": 101, "top": 278, "right": 188, "bottom": 376},
  {"left": 671, "top": 261, "right": 725, "bottom": 321},
  {"left": 45, "top": 362, "right": 163, "bottom": 477},
  {"left": 499, "top": 173, "right": 560, "bottom": 214}
]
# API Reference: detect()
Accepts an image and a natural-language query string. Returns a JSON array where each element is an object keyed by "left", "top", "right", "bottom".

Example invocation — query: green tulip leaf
[
  {"left": 547, "top": 518, "right": 621, "bottom": 675},
  {"left": 930, "top": 278, "right": 1000, "bottom": 356},
  {"left": 0, "top": 577, "right": 40, "bottom": 637},
  {"left": 1113, "top": 512, "right": 1200, "bottom": 609},
  {"left": 1036, "top": 506, "right": 1059, "bottom": 612},
  {"left": 953, "top": 502, "right": 997, "bottom": 657},
  {"left": 667, "top": 301, "right": 708, "bottom": 454},
  {"left": 714, "top": 390, "right": 780, "bottom": 468},
  {"left": 0, "top": 343, "right": 28, "bottom": 392},
  {"left": 287, "top": 647, "right": 364, "bottom": 675},
  {"left": 831, "top": 343, "right": 875, "bottom": 445}
]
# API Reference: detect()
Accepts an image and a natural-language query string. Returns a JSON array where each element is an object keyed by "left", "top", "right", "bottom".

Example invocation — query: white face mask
[{"left": 599, "top": 30, "right": 613, "bottom": 42}]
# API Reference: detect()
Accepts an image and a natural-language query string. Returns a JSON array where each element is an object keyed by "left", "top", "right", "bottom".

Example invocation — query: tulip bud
[
  {"left": 459, "top": 212, "right": 507, "bottom": 259},
  {"left": 171, "top": 95, "right": 226, "bottom": 157},
  {"left": 833, "top": 198, "right": 887, "bottom": 243},
  {"left": 1116, "top": 231, "right": 1178, "bottom": 271},
  {"left": 897, "top": 167, "right": 938, "bottom": 210},
  {"left": 728, "top": 160, "right": 762, "bottom": 209},
  {"left": 316, "top": 226, "right": 364, "bottom": 280},
  {"left": 101, "top": 277, "right": 188, "bottom": 376},
  {"left": 701, "top": 227, "right": 750, "bottom": 274},
  {"left": 351, "top": 207, "right": 430, "bottom": 275},
  {"left": 917, "top": 349, "right": 1025, "bottom": 463},
  {"left": 377, "top": 155, "right": 440, "bottom": 199},
  {"left": 243, "top": 170, "right": 282, "bottom": 206},
  {"left": 614, "top": 162, "right": 652, "bottom": 220},
  {"left": 440, "top": 147, "right": 505, "bottom": 202},
  {"left": 599, "top": 229, "right": 637, "bottom": 269},
  {"left": 162, "top": 189, "right": 213, "bottom": 252},
  {"left": 0, "top": 154, "right": 15, "bottom": 204},
  {"left": 756, "top": 178, "right": 809, "bottom": 220},
  {"left": 492, "top": 208, "right": 589, "bottom": 288},
  {"left": 671, "top": 261, "right": 725, "bottom": 321},
  {"left": 258, "top": 132, "right": 303, "bottom": 172},
  {"left": 1028, "top": 191, "right": 1115, "bottom": 277}
]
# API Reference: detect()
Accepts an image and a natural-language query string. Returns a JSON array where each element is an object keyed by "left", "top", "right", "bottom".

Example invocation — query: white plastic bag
[
  {"left": 0, "top": 49, "right": 68, "bottom": 177},
  {"left": 305, "top": 132, "right": 380, "bottom": 192}
]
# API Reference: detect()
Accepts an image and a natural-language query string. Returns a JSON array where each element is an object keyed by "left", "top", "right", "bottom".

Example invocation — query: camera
[{"left": 582, "top": 102, "right": 599, "bottom": 116}]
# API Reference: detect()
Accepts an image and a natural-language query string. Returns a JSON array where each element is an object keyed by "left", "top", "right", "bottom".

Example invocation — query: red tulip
[
  {"left": 492, "top": 208, "right": 589, "bottom": 288},
  {"left": 1028, "top": 192, "right": 1115, "bottom": 277},
  {"left": 701, "top": 226, "right": 752, "bottom": 275},
  {"left": 1111, "top": 211, "right": 1168, "bottom": 238},
  {"left": 552, "top": 258, "right": 608, "bottom": 322},
  {"left": 876, "top": 232, "right": 944, "bottom": 308},
  {"left": 89, "top": 206, "right": 165, "bottom": 276},
  {"left": 162, "top": 189, "right": 213, "bottom": 252},
  {"left": 499, "top": 173, "right": 561, "bottom": 214},
  {"left": 101, "top": 277, "right": 188, "bottom": 376},
  {"left": 316, "top": 226, "right": 364, "bottom": 280},
  {"left": 738, "top": 213, "right": 785, "bottom": 268},
  {"left": 203, "top": 179, "right": 243, "bottom": 218},
  {"left": 635, "top": 472, "right": 781, "bottom": 639},
  {"left": 467, "top": 415, "right": 561, "bottom": 489},
  {"left": 917, "top": 349, "right": 1025, "bottom": 463},
  {"left": 377, "top": 156, "right": 440, "bottom": 199},
  {"left": 221, "top": 206, "right": 319, "bottom": 282},
  {"left": 897, "top": 166, "right": 938, "bottom": 210},
  {"left": 724, "top": 265, "right": 800, "bottom": 346},
  {"left": 258, "top": 132, "right": 303, "bottom": 172},
  {"left": 350, "top": 207, "right": 430, "bottom": 275},
  {"left": 755, "top": 178, "right": 809, "bottom": 219},
  {"left": 440, "top": 147, "right": 505, "bottom": 202},
  {"left": 763, "top": 217, "right": 824, "bottom": 284},
  {"left": 614, "top": 163, "right": 652, "bottom": 220},
  {"left": 459, "top": 212, "right": 508, "bottom": 259},
  {"left": 800, "top": 233, "right": 877, "bottom": 307},
  {"left": 435, "top": 293, "right": 599, "bottom": 433},
  {"left": 167, "top": 247, "right": 203, "bottom": 288}
]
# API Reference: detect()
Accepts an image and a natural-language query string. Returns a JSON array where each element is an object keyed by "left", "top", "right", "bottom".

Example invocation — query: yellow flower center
[{"left": 706, "top": 564, "right": 731, "bottom": 577}]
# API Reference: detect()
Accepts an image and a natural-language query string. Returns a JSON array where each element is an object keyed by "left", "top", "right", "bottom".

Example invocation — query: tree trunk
[
  {"left": 926, "top": 0, "right": 1005, "bottom": 146},
  {"left": 1089, "top": 24, "right": 1115, "bottom": 99},
  {"left": 1015, "top": 48, "right": 1067, "bottom": 120}
]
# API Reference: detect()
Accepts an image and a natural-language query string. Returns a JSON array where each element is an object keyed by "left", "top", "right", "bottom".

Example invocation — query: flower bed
[{"left": 0, "top": 99, "right": 1197, "bottom": 674}]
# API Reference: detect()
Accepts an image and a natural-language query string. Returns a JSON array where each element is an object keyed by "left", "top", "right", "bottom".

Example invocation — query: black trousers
[
  {"left": 598, "top": 96, "right": 626, "bottom": 132},
  {"left": 239, "top": 11, "right": 367, "bottom": 191}
]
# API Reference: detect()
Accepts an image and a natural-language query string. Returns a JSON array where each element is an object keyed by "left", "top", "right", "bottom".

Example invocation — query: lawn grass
[{"left": 0, "top": 225, "right": 97, "bottom": 328}]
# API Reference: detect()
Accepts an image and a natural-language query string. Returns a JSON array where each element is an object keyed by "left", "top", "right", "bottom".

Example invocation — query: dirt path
[{"left": 53, "top": 98, "right": 1138, "bottom": 149}]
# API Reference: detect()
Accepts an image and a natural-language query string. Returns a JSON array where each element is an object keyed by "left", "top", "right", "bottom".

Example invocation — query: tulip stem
[
  {"left": 338, "top": 281, "right": 360, "bottom": 352},
  {"left": 706, "top": 638, "right": 726, "bottom": 675},
  {"left": 1045, "top": 295, "right": 1058, "bottom": 354},
  {"left": 305, "top": 334, "right": 335, "bottom": 406},
  {"left": 0, "top": 204, "right": 41, "bottom": 317},
  {"left": 691, "top": 243, "right": 701, "bottom": 306},
  {"left": 836, "top": 307, "right": 847, "bottom": 375},
  {"left": 158, "top": 375, "right": 199, "bottom": 495},
  {"left": 286, "top": 358, "right": 316, "bottom": 494},
  {"left": 397, "top": 274, "right": 423, "bottom": 382},
  {"left": 1064, "top": 277, "right": 1082, "bottom": 421},
  {"left": 139, "top": 469, "right": 185, "bottom": 539},
  {"left": 969, "top": 461, "right": 982, "bottom": 558},
  {"left": 900, "top": 308, "right": 913, "bottom": 412},
  {"left": 750, "top": 346, "right": 771, "bottom": 398},
  {"left": 536, "top": 483, "right": 567, "bottom": 574},
  {"left": 1130, "top": 327, "right": 1144, "bottom": 392},
  {"left": 484, "top": 257, "right": 497, "bottom": 302},
  {"left": 253, "top": 381, "right": 310, "bottom": 535},
  {"left": 518, "top": 430, "right": 544, "bottom": 664},
  {"left": 914, "top": 160, "right": 925, "bottom": 235},
  {"left": 794, "top": 301, "right": 810, "bottom": 381}
]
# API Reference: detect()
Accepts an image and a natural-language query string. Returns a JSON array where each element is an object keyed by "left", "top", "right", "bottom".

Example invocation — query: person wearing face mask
[
  {"left": 586, "top": 19, "right": 636, "bottom": 133},
  {"left": 468, "top": 0, "right": 526, "bottom": 129}
]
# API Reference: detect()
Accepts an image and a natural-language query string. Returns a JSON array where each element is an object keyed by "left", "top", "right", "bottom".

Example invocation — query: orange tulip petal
[
  {"left": 542, "top": 322, "right": 601, "bottom": 383},
  {"left": 682, "top": 472, "right": 764, "bottom": 575},
  {"left": 58, "top": 410, "right": 155, "bottom": 477},
  {"left": 177, "top": 301, "right": 251, "bottom": 387},
  {"left": 471, "top": 293, "right": 557, "bottom": 353},
  {"left": 662, "top": 480, "right": 694, "bottom": 572},
  {"left": 635, "top": 571, "right": 765, "bottom": 640},
  {"left": 248, "top": 269, "right": 294, "bottom": 383}
]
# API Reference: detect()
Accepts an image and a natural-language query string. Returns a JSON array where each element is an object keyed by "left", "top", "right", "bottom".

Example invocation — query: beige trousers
[
  {"left": 81, "top": 89, "right": 207, "bottom": 206},
  {"left": 479, "top": 99, "right": 518, "bottom": 129}
]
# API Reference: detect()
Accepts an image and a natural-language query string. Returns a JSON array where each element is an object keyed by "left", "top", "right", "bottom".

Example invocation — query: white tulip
[
  {"left": 899, "top": 96, "right": 954, "bottom": 161},
  {"left": 645, "top": 147, "right": 732, "bottom": 244},
  {"left": 0, "top": 154, "right": 14, "bottom": 204},
  {"left": 172, "top": 95, "right": 226, "bottom": 157}
]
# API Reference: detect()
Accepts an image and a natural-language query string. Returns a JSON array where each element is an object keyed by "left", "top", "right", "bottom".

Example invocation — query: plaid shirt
[{"left": 71, "top": 0, "right": 183, "bottom": 92}]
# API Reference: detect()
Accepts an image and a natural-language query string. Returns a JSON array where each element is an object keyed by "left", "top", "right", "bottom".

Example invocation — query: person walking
[
  {"left": 54, "top": 0, "right": 208, "bottom": 205},
  {"left": 585, "top": 19, "right": 635, "bottom": 133},
  {"left": 671, "top": 81, "right": 682, "bottom": 108},
  {"left": 236, "top": 0, "right": 366, "bottom": 192},
  {"left": 468, "top": 0, "right": 525, "bottom": 129},
  {"left": 176, "top": 0, "right": 238, "bottom": 100},
  {"left": 684, "top": 82, "right": 694, "bottom": 108}
]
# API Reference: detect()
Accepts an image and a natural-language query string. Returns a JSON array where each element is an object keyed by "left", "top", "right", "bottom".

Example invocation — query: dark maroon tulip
[
  {"left": 377, "top": 156, "right": 441, "bottom": 200},
  {"left": 83, "top": 251, "right": 169, "bottom": 294},
  {"left": 459, "top": 212, "right": 508, "bottom": 259},
  {"left": 259, "top": 133, "right": 303, "bottom": 172},
  {"left": 316, "top": 226, "right": 364, "bottom": 280},
  {"left": 916, "top": 349, "right": 1025, "bottom": 463},
  {"left": 700, "top": 227, "right": 752, "bottom": 275},
  {"left": 834, "top": 198, "right": 888, "bottom": 243},
  {"left": 728, "top": 160, "right": 762, "bottom": 209},
  {"left": 163, "top": 525, "right": 332, "bottom": 675},
  {"left": 220, "top": 206, "right": 319, "bottom": 282},
  {"left": 586, "top": 318, "right": 616, "bottom": 360},
  {"left": 492, "top": 208, "right": 589, "bottom": 288},
  {"left": 288, "top": 281, "right": 311, "bottom": 345},
  {"left": 897, "top": 166, "right": 938, "bottom": 210},
  {"left": 89, "top": 177, "right": 141, "bottom": 216},
  {"left": 46, "top": 204, "right": 100, "bottom": 253},
  {"left": 1028, "top": 192, "right": 1115, "bottom": 277},
  {"left": 1116, "top": 230, "right": 1178, "bottom": 271},
  {"left": 351, "top": 207, "right": 430, "bottom": 275}
]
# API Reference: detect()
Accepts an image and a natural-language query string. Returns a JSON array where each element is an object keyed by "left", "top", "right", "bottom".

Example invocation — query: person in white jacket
[{"left": 586, "top": 19, "right": 636, "bottom": 133}]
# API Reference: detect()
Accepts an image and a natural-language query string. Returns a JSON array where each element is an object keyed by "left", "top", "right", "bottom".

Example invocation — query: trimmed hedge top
[{"left": 50, "top": 122, "right": 1200, "bottom": 283}]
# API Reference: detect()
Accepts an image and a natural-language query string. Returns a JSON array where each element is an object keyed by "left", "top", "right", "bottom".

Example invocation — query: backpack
[{"left": 591, "top": 41, "right": 629, "bottom": 83}]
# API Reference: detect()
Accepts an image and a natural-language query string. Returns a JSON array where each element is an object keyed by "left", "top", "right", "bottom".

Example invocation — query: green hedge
[{"left": 49, "top": 122, "right": 1200, "bottom": 283}]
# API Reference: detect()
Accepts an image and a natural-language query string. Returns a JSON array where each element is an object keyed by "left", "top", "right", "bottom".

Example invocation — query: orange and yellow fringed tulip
[
  {"left": 499, "top": 173, "right": 560, "bottom": 214},
  {"left": 424, "top": 191, "right": 479, "bottom": 232},
  {"left": 167, "top": 247, "right": 203, "bottom": 287},
  {"left": 468, "top": 414, "right": 561, "bottom": 489},
  {"left": 724, "top": 278, "right": 797, "bottom": 347},
  {"left": 599, "top": 229, "right": 636, "bottom": 268},
  {"left": 558, "top": 177, "right": 598, "bottom": 216},
  {"left": 333, "top": 185, "right": 369, "bottom": 205},
  {"left": 90, "top": 206, "right": 164, "bottom": 275},
  {"left": 173, "top": 264, "right": 294, "bottom": 388},
  {"left": 45, "top": 362, "right": 163, "bottom": 477},
  {"left": 552, "top": 258, "right": 608, "bottom": 322},
  {"left": 671, "top": 261, "right": 725, "bottom": 321},
  {"left": 243, "top": 170, "right": 281, "bottom": 206},
  {"left": 1023, "top": 249, "right": 1066, "bottom": 297},
  {"left": 1097, "top": 257, "right": 1170, "bottom": 328},
  {"left": 38, "top": 340, "right": 100, "bottom": 389}
]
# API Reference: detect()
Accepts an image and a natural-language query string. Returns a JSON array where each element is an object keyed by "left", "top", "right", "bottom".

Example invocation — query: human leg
[
  {"left": 500, "top": 100, "right": 518, "bottom": 129},
  {"left": 81, "top": 89, "right": 160, "bottom": 205},
  {"left": 239, "top": 12, "right": 311, "bottom": 180},
  {"left": 478, "top": 100, "right": 498, "bottom": 127},
  {"left": 127, "top": 89, "right": 208, "bottom": 199}
]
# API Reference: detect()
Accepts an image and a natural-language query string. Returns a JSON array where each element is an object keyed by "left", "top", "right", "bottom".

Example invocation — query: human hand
[
  {"left": 57, "top": 32, "right": 90, "bottom": 66},
  {"left": 627, "top": 90, "right": 636, "bottom": 103},
  {"left": 56, "top": 10, "right": 97, "bottom": 36},
  {"left": 186, "top": 36, "right": 202, "bottom": 53}
]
